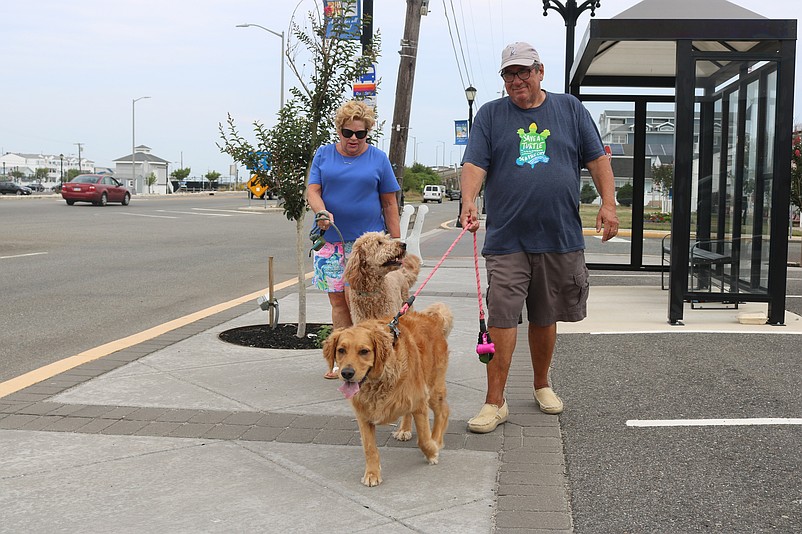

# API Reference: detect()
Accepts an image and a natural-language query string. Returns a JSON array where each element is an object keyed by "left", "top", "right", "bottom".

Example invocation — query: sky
[{"left": 2, "top": 0, "right": 800, "bottom": 178}]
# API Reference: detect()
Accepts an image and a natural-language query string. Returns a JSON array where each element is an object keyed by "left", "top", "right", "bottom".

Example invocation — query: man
[{"left": 460, "top": 42, "right": 618, "bottom": 433}]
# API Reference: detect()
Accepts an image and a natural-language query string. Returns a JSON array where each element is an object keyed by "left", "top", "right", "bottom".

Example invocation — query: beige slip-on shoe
[
  {"left": 534, "top": 387, "right": 564, "bottom": 414},
  {"left": 467, "top": 400, "right": 509, "bottom": 434}
]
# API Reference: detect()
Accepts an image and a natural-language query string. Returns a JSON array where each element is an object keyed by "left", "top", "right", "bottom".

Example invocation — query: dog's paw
[
  {"left": 362, "top": 471, "right": 383, "bottom": 487},
  {"left": 392, "top": 429, "right": 412, "bottom": 441},
  {"left": 426, "top": 451, "right": 440, "bottom": 465}
]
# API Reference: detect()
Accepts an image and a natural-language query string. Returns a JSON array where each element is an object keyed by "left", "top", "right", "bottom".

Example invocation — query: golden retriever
[
  {"left": 344, "top": 231, "right": 421, "bottom": 325},
  {"left": 322, "top": 303, "right": 453, "bottom": 487}
]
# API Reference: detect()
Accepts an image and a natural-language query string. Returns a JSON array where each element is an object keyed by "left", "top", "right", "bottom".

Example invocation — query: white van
[{"left": 422, "top": 184, "right": 443, "bottom": 203}]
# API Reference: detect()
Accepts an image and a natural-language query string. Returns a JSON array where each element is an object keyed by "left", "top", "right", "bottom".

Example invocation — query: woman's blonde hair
[{"left": 334, "top": 100, "right": 375, "bottom": 131}]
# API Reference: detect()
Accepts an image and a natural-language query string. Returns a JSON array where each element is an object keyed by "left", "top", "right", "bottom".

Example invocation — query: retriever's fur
[
  {"left": 322, "top": 303, "right": 453, "bottom": 487},
  {"left": 344, "top": 231, "right": 421, "bottom": 325}
]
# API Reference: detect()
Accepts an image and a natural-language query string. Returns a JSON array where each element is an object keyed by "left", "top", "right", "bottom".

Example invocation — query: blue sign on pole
[
  {"left": 247, "top": 151, "right": 271, "bottom": 173},
  {"left": 455, "top": 120, "right": 469, "bottom": 146},
  {"left": 324, "top": 0, "right": 362, "bottom": 40}
]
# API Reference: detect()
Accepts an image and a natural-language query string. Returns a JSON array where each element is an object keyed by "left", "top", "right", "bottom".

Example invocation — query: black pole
[
  {"left": 542, "top": 1, "right": 601, "bottom": 94},
  {"left": 457, "top": 93, "right": 476, "bottom": 227},
  {"left": 361, "top": 0, "right": 373, "bottom": 55}
]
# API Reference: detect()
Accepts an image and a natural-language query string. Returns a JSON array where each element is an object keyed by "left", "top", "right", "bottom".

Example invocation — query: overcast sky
[{"left": 2, "top": 0, "right": 800, "bottom": 177}]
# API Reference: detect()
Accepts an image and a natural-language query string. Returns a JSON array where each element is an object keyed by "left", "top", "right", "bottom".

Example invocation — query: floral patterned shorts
[{"left": 312, "top": 241, "right": 353, "bottom": 292}]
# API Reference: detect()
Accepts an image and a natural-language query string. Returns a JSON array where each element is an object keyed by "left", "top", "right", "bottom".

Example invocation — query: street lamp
[
  {"left": 237, "top": 23, "right": 285, "bottom": 109},
  {"left": 465, "top": 86, "right": 477, "bottom": 133},
  {"left": 437, "top": 140, "right": 446, "bottom": 167},
  {"left": 59, "top": 154, "right": 64, "bottom": 183},
  {"left": 542, "top": 0, "right": 602, "bottom": 93},
  {"left": 132, "top": 96, "right": 151, "bottom": 194}
]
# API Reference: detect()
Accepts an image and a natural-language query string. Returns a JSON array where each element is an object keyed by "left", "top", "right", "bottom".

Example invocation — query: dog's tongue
[{"left": 338, "top": 381, "right": 360, "bottom": 399}]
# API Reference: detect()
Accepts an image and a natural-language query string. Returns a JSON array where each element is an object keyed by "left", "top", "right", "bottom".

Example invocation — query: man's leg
[
  {"left": 528, "top": 323, "right": 556, "bottom": 389},
  {"left": 485, "top": 326, "right": 517, "bottom": 406},
  {"left": 528, "top": 322, "right": 563, "bottom": 413}
]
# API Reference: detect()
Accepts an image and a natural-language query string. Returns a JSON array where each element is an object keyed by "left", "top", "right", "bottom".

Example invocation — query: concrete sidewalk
[{"left": 1, "top": 226, "right": 800, "bottom": 533}]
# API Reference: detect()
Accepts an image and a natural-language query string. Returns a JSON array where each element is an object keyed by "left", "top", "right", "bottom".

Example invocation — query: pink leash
[{"left": 387, "top": 220, "right": 495, "bottom": 364}]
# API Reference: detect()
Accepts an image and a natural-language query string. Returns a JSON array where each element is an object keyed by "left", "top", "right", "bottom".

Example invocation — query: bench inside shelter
[{"left": 661, "top": 234, "right": 738, "bottom": 309}]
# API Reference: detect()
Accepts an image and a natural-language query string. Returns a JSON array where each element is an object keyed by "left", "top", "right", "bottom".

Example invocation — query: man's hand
[
  {"left": 460, "top": 202, "right": 480, "bottom": 233},
  {"left": 596, "top": 203, "right": 619, "bottom": 242}
]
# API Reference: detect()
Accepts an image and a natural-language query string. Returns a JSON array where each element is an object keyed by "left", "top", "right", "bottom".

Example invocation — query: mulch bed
[{"left": 219, "top": 323, "right": 332, "bottom": 350}]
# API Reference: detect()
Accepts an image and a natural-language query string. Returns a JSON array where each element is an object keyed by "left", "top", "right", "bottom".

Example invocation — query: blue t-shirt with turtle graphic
[{"left": 463, "top": 91, "right": 605, "bottom": 255}]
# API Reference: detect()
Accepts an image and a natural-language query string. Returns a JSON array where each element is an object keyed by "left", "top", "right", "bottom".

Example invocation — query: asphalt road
[{"left": 0, "top": 193, "right": 459, "bottom": 384}]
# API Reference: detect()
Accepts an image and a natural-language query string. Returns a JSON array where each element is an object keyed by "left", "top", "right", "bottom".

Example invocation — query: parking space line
[
  {"left": 0, "top": 252, "right": 48, "bottom": 260},
  {"left": 627, "top": 418, "right": 802, "bottom": 427}
]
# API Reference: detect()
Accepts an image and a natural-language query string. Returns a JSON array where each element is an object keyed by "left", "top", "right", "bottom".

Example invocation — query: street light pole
[
  {"left": 237, "top": 23, "right": 285, "bottom": 109},
  {"left": 542, "top": 0, "right": 602, "bottom": 93},
  {"left": 458, "top": 86, "right": 478, "bottom": 227},
  {"left": 59, "top": 154, "right": 64, "bottom": 183},
  {"left": 132, "top": 96, "right": 151, "bottom": 194}
]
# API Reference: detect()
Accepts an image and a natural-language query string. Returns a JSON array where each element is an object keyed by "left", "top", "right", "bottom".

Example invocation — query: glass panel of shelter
[{"left": 691, "top": 57, "right": 779, "bottom": 299}]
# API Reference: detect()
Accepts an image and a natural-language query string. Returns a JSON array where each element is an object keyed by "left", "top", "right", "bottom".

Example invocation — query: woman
[{"left": 306, "top": 100, "right": 401, "bottom": 378}]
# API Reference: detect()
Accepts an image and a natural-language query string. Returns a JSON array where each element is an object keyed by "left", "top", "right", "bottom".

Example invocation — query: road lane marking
[
  {"left": 627, "top": 418, "right": 802, "bottom": 427},
  {"left": 192, "top": 208, "right": 263, "bottom": 215},
  {"left": 0, "top": 272, "right": 314, "bottom": 398},
  {"left": 0, "top": 252, "right": 48, "bottom": 260},
  {"left": 591, "top": 235, "right": 630, "bottom": 242},
  {"left": 157, "top": 209, "right": 231, "bottom": 217},
  {"left": 118, "top": 212, "right": 178, "bottom": 219}
]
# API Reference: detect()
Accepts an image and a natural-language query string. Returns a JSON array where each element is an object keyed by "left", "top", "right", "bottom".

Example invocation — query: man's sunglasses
[{"left": 341, "top": 128, "right": 369, "bottom": 139}]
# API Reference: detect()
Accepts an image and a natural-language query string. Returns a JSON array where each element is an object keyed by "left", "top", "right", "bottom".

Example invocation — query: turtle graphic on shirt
[{"left": 515, "top": 122, "right": 550, "bottom": 167}]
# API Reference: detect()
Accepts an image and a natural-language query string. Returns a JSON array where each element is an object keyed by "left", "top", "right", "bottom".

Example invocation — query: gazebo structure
[{"left": 570, "top": 0, "right": 797, "bottom": 325}]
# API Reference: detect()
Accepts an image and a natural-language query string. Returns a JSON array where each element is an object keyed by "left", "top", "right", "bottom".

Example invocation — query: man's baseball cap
[{"left": 499, "top": 42, "right": 541, "bottom": 72}]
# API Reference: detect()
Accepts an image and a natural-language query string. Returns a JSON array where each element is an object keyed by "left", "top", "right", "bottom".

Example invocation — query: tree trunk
[{"left": 296, "top": 216, "right": 307, "bottom": 337}]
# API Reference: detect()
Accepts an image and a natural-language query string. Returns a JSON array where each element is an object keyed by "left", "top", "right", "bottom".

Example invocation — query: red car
[{"left": 61, "top": 174, "right": 131, "bottom": 206}]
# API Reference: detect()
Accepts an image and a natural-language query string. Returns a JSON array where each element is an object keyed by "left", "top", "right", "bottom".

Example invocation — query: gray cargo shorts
[{"left": 485, "top": 250, "right": 589, "bottom": 328}]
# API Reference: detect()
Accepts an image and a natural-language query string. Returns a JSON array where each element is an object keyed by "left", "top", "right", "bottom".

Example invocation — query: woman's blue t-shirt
[{"left": 308, "top": 143, "right": 399, "bottom": 241}]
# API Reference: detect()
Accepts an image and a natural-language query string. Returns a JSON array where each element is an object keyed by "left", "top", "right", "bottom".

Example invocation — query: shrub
[
  {"left": 617, "top": 182, "right": 634, "bottom": 207},
  {"left": 580, "top": 182, "right": 598, "bottom": 204}
]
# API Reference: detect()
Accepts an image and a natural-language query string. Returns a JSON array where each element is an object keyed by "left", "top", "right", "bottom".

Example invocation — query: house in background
[
  {"left": 0, "top": 152, "right": 94, "bottom": 181},
  {"left": 113, "top": 145, "right": 171, "bottom": 194}
]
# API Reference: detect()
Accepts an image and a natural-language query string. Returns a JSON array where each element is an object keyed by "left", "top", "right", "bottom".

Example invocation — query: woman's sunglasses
[{"left": 341, "top": 128, "right": 369, "bottom": 139}]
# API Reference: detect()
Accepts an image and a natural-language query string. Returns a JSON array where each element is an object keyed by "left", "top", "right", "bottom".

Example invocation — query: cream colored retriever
[
  {"left": 344, "top": 231, "right": 421, "bottom": 325},
  {"left": 323, "top": 303, "right": 452, "bottom": 487}
]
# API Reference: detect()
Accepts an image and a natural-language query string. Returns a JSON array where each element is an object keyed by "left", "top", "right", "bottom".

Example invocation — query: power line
[{"left": 442, "top": 0, "right": 467, "bottom": 90}]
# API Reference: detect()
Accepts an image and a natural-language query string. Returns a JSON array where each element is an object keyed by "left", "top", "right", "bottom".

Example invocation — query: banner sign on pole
[
  {"left": 324, "top": 0, "right": 362, "bottom": 40},
  {"left": 353, "top": 62, "right": 377, "bottom": 110},
  {"left": 454, "top": 120, "right": 468, "bottom": 145}
]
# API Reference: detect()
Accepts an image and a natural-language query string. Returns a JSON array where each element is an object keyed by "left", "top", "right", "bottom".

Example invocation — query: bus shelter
[{"left": 570, "top": 0, "right": 797, "bottom": 325}]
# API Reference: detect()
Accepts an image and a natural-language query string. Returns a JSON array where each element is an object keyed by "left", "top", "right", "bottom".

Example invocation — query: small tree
[
  {"left": 617, "top": 182, "right": 634, "bottom": 207},
  {"left": 145, "top": 172, "right": 158, "bottom": 193},
  {"left": 219, "top": 0, "right": 380, "bottom": 337},
  {"left": 171, "top": 168, "right": 191, "bottom": 181},
  {"left": 35, "top": 168, "right": 50, "bottom": 181},
  {"left": 205, "top": 170, "right": 221, "bottom": 186},
  {"left": 580, "top": 182, "right": 598, "bottom": 204}
]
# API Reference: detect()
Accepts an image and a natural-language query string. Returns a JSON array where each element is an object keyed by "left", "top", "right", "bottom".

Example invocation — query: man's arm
[
  {"left": 585, "top": 155, "right": 619, "bottom": 242},
  {"left": 459, "top": 162, "right": 487, "bottom": 232}
]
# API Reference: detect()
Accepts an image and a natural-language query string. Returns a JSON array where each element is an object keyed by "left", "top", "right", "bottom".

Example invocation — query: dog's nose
[
  {"left": 401, "top": 242, "right": 406, "bottom": 250},
  {"left": 341, "top": 367, "right": 355, "bottom": 381}
]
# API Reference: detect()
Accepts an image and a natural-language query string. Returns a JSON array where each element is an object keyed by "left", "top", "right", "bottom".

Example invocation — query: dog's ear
[
  {"left": 370, "top": 323, "right": 395, "bottom": 378},
  {"left": 342, "top": 245, "right": 361, "bottom": 284},
  {"left": 322, "top": 330, "right": 340, "bottom": 370}
]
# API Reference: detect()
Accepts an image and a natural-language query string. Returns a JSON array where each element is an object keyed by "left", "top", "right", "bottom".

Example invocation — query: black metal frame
[{"left": 570, "top": 13, "right": 797, "bottom": 326}]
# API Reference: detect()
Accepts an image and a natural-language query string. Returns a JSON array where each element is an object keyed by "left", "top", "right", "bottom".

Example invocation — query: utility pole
[{"left": 388, "top": 0, "right": 426, "bottom": 206}]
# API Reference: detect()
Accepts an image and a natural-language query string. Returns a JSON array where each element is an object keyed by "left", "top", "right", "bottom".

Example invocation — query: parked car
[
  {"left": 446, "top": 189, "right": 461, "bottom": 200},
  {"left": 61, "top": 174, "right": 131, "bottom": 206},
  {"left": 25, "top": 182, "right": 46, "bottom": 192},
  {"left": 0, "top": 182, "right": 33, "bottom": 195},
  {"left": 422, "top": 184, "right": 443, "bottom": 203}
]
